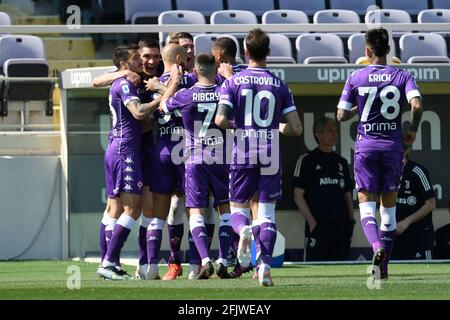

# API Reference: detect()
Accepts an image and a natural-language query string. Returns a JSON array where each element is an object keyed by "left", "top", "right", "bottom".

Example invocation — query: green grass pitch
[{"left": 0, "top": 261, "right": 449, "bottom": 300}]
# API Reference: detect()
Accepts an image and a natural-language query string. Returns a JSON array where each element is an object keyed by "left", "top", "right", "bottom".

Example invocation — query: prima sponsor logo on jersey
[
  {"left": 233, "top": 75, "right": 281, "bottom": 87},
  {"left": 361, "top": 121, "right": 397, "bottom": 133},
  {"left": 159, "top": 125, "right": 184, "bottom": 137}
]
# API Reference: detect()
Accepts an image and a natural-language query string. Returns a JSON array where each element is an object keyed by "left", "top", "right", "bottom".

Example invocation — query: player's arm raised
[
  {"left": 404, "top": 97, "right": 423, "bottom": 144},
  {"left": 92, "top": 70, "right": 141, "bottom": 88},
  {"left": 126, "top": 96, "right": 161, "bottom": 121},
  {"left": 144, "top": 77, "right": 167, "bottom": 95}
]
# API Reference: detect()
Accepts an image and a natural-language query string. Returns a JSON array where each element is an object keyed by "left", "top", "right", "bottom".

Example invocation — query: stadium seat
[
  {"left": 0, "top": 11, "right": 11, "bottom": 25},
  {"left": 226, "top": 0, "right": 275, "bottom": 17},
  {"left": 0, "top": 35, "right": 53, "bottom": 118},
  {"left": 433, "top": 0, "right": 450, "bottom": 9},
  {"left": 124, "top": 0, "right": 172, "bottom": 24},
  {"left": 381, "top": 0, "right": 428, "bottom": 16},
  {"left": 418, "top": 9, "right": 450, "bottom": 23},
  {"left": 267, "top": 34, "right": 296, "bottom": 63},
  {"left": 175, "top": 0, "right": 223, "bottom": 18},
  {"left": 400, "top": 33, "right": 450, "bottom": 63},
  {"left": 365, "top": 9, "right": 411, "bottom": 39},
  {"left": 313, "top": 10, "right": 360, "bottom": 24},
  {"left": 329, "top": 0, "right": 377, "bottom": 16},
  {"left": 158, "top": 10, "right": 206, "bottom": 47},
  {"left": 348, "top": 33, "right": 397, "bottom": 63},
  {"left": 278, "top": 0, "right": 326, "bottom": 17},
  {"left": 193, "top": 33, "right": 243, "bottom": 63},
  {"left": 295, "top": 34, "right": 347, "bottom": 64},
  {"left": 262, "top": 10, "right": 308, "bottom": 38},
  {"left": 210, "top": 10, "right": 258, "bottom": 39}
]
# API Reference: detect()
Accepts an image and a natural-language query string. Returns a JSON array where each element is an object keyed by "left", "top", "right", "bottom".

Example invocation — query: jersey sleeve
[
  {"left": 337, "top": 74, "right": 355, "bottom": 111},
  {"left": 412, "top": 165, "right": 435, "bottom": 201},
  {"left": 218, "top": 78, "right": 234, "bottom": 109},
  {"left": 405, "top": 73, "right": 422, "bottom": 103},
  {"left": 292, "top": 154, "right": 309, "bottom": 190},
  {"left": 280, "top": 83, "right": 297, "bottom": 116},
  {"left": 161, "top": 89, "right": 187, "bottom": 113},
  {"left": 118, "top": 80, "right": 140, "bottom": 106}
]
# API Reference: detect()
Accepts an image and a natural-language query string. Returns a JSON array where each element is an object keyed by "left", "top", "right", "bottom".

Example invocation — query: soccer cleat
[
  {"left": 229, "top": 262, "right": 254, "bottom": 278},
  {"left": 97, "top": 266, "right": 125, "bottom": 280},
  {"left": 116, "top": 268, "right": 134, "bottom": 280},
  {"left": 135, "top": 264, "right": 148, "bottom": 280},
  {"left": 216, "top": 263, "right": 231, "bottom": 279},
  {"left": 188, "top": 265, "right": 199, "bottom": 280},
  {"left": 237, "top": 225, "right": 252, "bottom": 268},
  {"left": 162, "top": 263, "right": 183, "bottom": 280},
  {"left": 371, "top": 248, "right": 386, "bottom": 280},
  {"left": 258, "top": 265, "right": 274, "bottom": 287},
  {"left": 197, "top": 261, "right": 214, "bottom": 280}
]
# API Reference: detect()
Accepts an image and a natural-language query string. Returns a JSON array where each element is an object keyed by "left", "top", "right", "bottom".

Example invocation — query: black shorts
[
  {"left": 304, "top": 221, "right": 354, "bottom": 261},
  {"left": 391, "top": 225, "right": 434, "bottom": 260}
]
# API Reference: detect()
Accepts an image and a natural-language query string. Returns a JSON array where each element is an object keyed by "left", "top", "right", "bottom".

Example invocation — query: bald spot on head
[{"left": 162, "top": 43, "right": 186, "bottom": 65}]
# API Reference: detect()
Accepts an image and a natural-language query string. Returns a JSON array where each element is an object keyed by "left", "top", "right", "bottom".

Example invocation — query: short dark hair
[
  {"left": 195, "top": 53, "right": 216, "bottom": 77},
  {"left": 365, "top": 28, "right": 389, "bottom": 57},
  {"left": 212, "top": 37, "right": 237, "bottom": 59},
  {"left": 112, "top": 43, "right": 139, "bottom": 69},
  {"left": 244, "top": 28, "right": 270, "bottom": 60},
  {"left": 138, "top": 37, "right": 160, "bottom": 50},
  {"left": 171, "top": 32, "right": 194, "bottom": 43},
  {"left": 313, "top": 117, "right": 336, "bottom": 144}
]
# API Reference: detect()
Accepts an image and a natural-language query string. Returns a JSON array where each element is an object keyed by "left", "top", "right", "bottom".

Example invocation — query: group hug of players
[{"left": 94, "top": 27, "right": 423, "bottom": 286}]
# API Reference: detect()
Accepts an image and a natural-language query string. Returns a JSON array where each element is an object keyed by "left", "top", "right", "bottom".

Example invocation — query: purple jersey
[
  {"left": 338, "top": 65, "right": 421, "bottom": 152},
  {"left": 162, "top": 83, "right": 225, "bottom": 164},
  {"left": 153, "top": 71, "right": 197, "bottom": 156},
  {"left": 108, "top": 78, "right": 142, "bottom": 154},
  {"left": 219, "top": 67, "right": 297, "bottom": 168},
  {"left": 215, "top": 64, "right": 247, "bottom": 85}
]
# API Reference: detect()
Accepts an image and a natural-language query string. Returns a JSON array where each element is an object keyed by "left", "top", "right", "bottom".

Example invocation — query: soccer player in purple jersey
[
  {"left": 170, "top": 32, "right": 195, "bottom": 73},
  {"left": 161, "top": 54, "right": 235, "bottom": 279},
  {"left": 96, "top": 44, "right": 161, "bottom": 280},
  {"left": 143, "top": 43, "right": 196, "bottom": 280},
  {"left": 215, "top": 29, "right": 303, "bottom": 286},
  {"left": 336, "top": 28, "right": 423, "bottom": 279},
  {"left": 92, "top": 38, "right": 166, "bottom": 279},
  {"left": 211, "top": 37, "right": 247, "bottom": 85}
]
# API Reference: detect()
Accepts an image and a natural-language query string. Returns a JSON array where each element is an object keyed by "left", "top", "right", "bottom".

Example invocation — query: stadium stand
[
  {"left": 226, "top": 0, "right": 275, "bottom": 19},
  {"left": 418, "top": 9, "right": 450, "bottom": 23},
  {"left": 158, "top": 10, "right": 206, "bottom": 47},
  {"left": 193, "top": 33, "right": 243, "bottom": 63},
  {"left": 266, "top": 33, "right": 296, "bottom": 63},
  {"left": 94, "top": 0, "right": 124, "bottom": 24},
  {"left": 278, "top": 0, "right": 326, "bottom": 17},
  {"left": 295, "top": 33, "right": 347, "bottom": 64},
  {"left": 175, "top": 0, "right": 223, "bottom": 20},
  {"left": 329, "top": 0, "right": 377, "bottom": 16},
  {"left": 125, "top": 0, "right": 171, "bottom": 24},
  {"left": 400, "top": 33, "right": 450, "bottom": 63}
]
